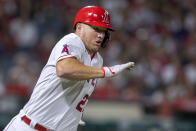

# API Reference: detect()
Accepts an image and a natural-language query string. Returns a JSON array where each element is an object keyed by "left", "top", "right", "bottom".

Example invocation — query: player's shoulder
[{"left": 58, "top": 33, "right": 85, "bottom": 50}]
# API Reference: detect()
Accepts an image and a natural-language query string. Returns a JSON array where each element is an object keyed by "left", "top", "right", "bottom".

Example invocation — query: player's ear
[{"left": 76, "top": 23, "right": 82, "bottom": 31}]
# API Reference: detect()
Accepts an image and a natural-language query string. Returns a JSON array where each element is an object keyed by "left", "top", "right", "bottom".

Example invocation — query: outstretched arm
[
  {"left": 56, "top": 57, "right": 134, "bottom": 80},
  {"left": 56, "top": 57, "right": 104, "bottom": 80}
]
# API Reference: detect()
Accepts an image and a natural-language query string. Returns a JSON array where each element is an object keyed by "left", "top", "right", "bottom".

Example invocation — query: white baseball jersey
[{"left": 21, "top": 33, "right": 103, "bottom": 131}]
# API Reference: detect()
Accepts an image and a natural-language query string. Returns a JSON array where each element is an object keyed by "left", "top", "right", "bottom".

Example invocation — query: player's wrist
[
  {"left": 101, "top": 66, "right": 115, "bottom": 78},
  {"left": 101, "top": 67, "right": 106, "bottom": 78}
]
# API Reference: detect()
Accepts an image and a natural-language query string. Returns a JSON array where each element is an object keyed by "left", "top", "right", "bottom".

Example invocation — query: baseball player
[{"left": 4, "top": 6, "right": 134, "bottom": 131}]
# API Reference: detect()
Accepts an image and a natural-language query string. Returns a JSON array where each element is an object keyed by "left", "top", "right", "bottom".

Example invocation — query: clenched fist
[{"left": 101, "top": 62, "right": 135, "bottom": 78}]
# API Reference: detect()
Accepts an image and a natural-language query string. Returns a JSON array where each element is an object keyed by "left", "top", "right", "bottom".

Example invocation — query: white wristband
[
  {"left": 101, "top": 62, "right": 135, "bottom": 78},
  {"left": 101, "top": 67, "right": 115, "bottom": 78}
]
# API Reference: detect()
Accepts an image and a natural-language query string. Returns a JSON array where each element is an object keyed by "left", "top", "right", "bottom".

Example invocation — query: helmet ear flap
[{"left": 101, "top": 31, "right": 110, "bottom": 48}]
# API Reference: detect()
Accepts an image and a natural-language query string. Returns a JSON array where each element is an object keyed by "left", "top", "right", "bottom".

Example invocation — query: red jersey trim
[
  {"left": 91, "top": 53, "right": 96, "bottom": 60},
  {"left": 57, "top": 54, "right": 70, "bottom": 60}
]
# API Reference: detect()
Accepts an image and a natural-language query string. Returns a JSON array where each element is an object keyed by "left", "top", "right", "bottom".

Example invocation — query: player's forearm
[
  {"left": 62, "top": 66, "right": 104, "bottom": 80},
  {"left": 56, "top": 58, "right": 104, "bottom": 80}
]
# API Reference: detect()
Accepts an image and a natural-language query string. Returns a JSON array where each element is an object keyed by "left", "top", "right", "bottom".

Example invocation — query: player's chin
[
  {"left": 91, "top": 46, "right": 100, "bottom": 53},
  {"left": 95, "top": 45, "right": 101, "bottom": 50}
]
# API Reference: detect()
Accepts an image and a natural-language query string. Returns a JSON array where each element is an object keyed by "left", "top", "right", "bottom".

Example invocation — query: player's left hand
[
  {"left": 126, "top": 62, "right": 135, "bottom": 70},
  {"left": 79, "top": 119, "right": 86, "bottom": 126}
]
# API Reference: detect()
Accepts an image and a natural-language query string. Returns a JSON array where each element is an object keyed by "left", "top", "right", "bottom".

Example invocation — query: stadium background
[{"left": 0, "top": 0, "right": 196, "bottom": 130}]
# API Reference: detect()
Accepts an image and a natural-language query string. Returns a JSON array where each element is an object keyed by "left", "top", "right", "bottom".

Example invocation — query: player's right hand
[{"left": 101, "top": 62, "right": 135, "bottom": 78}]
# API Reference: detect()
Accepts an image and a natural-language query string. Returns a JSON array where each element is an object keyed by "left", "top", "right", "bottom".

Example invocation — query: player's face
[{"left": 80, "top": 23, "right": 107, "bottom": 54}]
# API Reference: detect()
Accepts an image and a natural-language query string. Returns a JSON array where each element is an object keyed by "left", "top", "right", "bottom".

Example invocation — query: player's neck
[{"left": 86, "top": 50, "right": 94, "bottom": 57}]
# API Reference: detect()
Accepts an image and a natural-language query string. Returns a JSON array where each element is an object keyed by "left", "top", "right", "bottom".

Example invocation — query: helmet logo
[{"left": 102, "top": 11, "right": 109, "bottom": 24}]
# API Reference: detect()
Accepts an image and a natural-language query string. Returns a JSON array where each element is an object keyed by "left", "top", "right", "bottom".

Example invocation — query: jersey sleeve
[{"left": 54, "top": 38, "right": 83, "bottom": 64}]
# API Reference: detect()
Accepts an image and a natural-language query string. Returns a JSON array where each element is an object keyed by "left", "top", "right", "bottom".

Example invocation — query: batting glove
[{"left": 101, "top": 62, "right": 135, "bottom": 78}]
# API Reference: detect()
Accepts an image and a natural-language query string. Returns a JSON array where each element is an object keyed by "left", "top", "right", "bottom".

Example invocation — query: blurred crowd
[{"left": 1, "top": 0, "right": 196, "bottom": 120}]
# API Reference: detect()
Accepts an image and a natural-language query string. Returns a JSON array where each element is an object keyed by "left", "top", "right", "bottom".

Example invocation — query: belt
[{"left": 21, "top": 116, "right": 53, "bottom": 131}]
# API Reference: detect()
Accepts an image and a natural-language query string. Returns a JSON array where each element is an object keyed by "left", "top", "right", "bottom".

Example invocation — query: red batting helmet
[{"left": 73, "top": 6, "right": 114, "bottom": 31}]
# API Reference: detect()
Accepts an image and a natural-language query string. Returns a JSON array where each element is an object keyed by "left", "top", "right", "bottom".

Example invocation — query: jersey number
[{"left": 76, "top": 94, "right": 89, "bottom": 112}]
